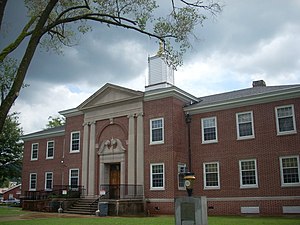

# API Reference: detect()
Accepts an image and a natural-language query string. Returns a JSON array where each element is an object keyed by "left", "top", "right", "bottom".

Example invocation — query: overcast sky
[{"left": 1, "top": 0, "right": 300, "bottom": 134}]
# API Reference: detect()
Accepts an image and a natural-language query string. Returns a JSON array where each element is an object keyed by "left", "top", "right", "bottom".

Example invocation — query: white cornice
[
  {"left": 144, "top": 86, "right": 199, "bottom": 103},
  {"left": 21, "top": 129, "right": 65, "bottom": 141},
  {"left": 59, "top": 108, "right": 83, "bottom": 117}
]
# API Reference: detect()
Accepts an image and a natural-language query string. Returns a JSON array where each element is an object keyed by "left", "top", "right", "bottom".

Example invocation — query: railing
[
  {"left": 99, "top": 184, "right": 143, "bottom": 200},
  {"left": 23, "top": 185, "right": 85, "bottom": 200}
]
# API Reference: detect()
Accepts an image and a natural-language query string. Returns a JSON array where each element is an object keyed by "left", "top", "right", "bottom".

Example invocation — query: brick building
[{"left": 21, "top": 52, "right": 300, "bottom": 216}]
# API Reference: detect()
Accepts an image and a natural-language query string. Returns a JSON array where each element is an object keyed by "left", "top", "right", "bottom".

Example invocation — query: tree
[
  {"left": 0, "top": 113, "right": 23, "bottom": 187},
  {"left": 0, "top": 0, "right": 222, "bottom": 133},
  {"left": 46, "top": 115, "right": 66, "bottom": 128}
]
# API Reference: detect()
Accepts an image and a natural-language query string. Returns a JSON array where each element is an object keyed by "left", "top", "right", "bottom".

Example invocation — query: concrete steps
[{"left": 64, "top": 198, "right": 98, "bottom": 215}]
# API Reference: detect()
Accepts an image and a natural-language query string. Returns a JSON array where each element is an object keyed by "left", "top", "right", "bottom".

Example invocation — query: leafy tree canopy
[
  {"left": 0, "top": 112, "right": 23, "bottom": 187},
  {"left": 46, "top": 115, "right": 66, "bottom": 129}
]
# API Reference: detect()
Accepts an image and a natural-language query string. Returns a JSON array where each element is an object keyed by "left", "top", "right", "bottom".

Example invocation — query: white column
[
  {"left": 88, "top": 121, "right": 96, "bottom": 197},
  {"left": 120, "top": 161, "right": 125, "bottom": 198},
  {"left": 81, "top": 122, "right": 89, "bottom": 196},
  {"left": 136, "top": 113, "right": 144, "bottom": 186},
  {"left": 127, "top": 114, "right": 135, "bottom": 185},
  {"left": 99, "top": 161, "right": 105, "bottom": 191}
]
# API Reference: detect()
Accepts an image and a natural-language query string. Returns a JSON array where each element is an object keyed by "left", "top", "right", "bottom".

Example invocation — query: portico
[{"left": 79, "top": 84, "right": 144, "bottom": 198}]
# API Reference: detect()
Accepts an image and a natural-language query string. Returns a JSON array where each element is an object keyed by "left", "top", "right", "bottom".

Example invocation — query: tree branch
[{"left": 0, "top": 16, "right": 37, "bottom": 62}]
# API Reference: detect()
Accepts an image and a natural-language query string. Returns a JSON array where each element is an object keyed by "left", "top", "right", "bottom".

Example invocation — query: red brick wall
[
  {"left": 207, "top": 199, "right": 300, "bottom": 215},
  {"left": 145, "top": 97, "right": 300, "bottom": 216},
  {"left": 22, "top": 114, "right": 84, "bottom": 195},
  {"left": 63, "top": 115, "right": 84, "bottom": 184},
  {"left": 22, "top": 134, "right": 66, "bottom": 194},
  {"left": 144, "top": 97, "right": 188, "bottom": 200},
  {"left": 189, "top": 98, "right": 300, "bottom": 198}
]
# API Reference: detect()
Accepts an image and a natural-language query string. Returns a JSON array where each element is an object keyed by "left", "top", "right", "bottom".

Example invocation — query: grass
[
  {"left": 0, "top": 206, "right": 299, "bottom": 225},
  {"left": 0, "top": 206, "right": 25, "bottom": 217}
]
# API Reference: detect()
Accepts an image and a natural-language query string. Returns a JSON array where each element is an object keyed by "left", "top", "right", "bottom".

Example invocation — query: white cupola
[{"left": 145, "top": 43, "right": 174, "bottom": 91}]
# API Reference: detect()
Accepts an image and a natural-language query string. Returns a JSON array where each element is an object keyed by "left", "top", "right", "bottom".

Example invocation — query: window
[
  {"left": 31, "top": 143, "right": 38, "bottom": 160},
  {"left": 150, "top": 118, "right": 164, "bottom": 144},
  {"left": 150, "top": 163, "right": 164, "bottom": 190},
  {"left": 70, "top": 131, "right": 80, "bottom": 152},
  {"left": 178, "top": 163, "right": 187, "bottom": 190},
  {"left": 239, "top": 159, "right": 258, "bottom": 188},
  {"left": 275, "top": 105, "right": 297, "bottom": 135},
  {"left": 45, "top": 172, "right": 53, "bottom": 190},
  {"left": 46, "top": 141, "right": 54, "bottom": 159},
  {"left": 280, "top": 156, "right": 300, "bottom": 187},
  {"left": 201, "top": 117, "right": 218, "bottom": 143},
  {"left": 69, "top": 169, "right": 79, "bottom": 189},
  {"left": 236, "top": 111, "right": 255, "bottom": 139},
  {"left": 29, "top": 173, "right": 37, "bottom": 191},
  {"left": 203, "top": 162, "right": 220, "bottom": 189}
]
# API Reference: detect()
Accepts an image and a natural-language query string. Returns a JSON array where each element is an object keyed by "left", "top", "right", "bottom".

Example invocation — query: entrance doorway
[{"left": 109, "top": 163, "right": 120, "bottom": 199}]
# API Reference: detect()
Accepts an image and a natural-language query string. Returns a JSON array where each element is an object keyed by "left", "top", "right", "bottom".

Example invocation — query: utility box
[{"left": 98, "top": 202, "right": 108, "bottom": 216}]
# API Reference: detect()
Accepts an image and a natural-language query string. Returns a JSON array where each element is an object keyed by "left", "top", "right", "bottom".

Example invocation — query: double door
[{"left": 109, "top": 163, "right": 120, "bottom": 199}]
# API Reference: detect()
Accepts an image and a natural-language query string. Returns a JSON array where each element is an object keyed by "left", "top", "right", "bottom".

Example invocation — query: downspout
[{"left": 185, "top": 113, "right": 192, "bottom": 172}]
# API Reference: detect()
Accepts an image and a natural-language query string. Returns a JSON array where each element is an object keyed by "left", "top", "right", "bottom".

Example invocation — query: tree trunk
[
  {"left": 0, "top": 0, "right": 59, "bottom": 133},
  {"left": 0, "top": 0, "right": 8, "bottom": 31}
]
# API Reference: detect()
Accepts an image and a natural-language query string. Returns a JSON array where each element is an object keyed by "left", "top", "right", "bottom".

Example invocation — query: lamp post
[
  {"left": 185, "top": 113, "right": 192, "bottom": 171},
  {"left": 184, "top": 113, "right": 195, "bottom": 196},
  {"left": 184, "top": 172, "right": 195, "bottom": 197}
]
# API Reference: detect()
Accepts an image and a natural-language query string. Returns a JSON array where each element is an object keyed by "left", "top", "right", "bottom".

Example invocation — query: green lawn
[{"left": 0, "top": 206, "right": 299, "bottom": 225}]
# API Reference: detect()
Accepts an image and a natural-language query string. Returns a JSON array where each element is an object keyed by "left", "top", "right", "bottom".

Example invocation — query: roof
[
  {"left": 2, "top": 184, "right": 21, "bottom": 194},
  {"left": 185, "top": 84, "right": 300, "bottom": 113},
  {"left": 21, "top": 125, "right": 65, "bottom": 140}
]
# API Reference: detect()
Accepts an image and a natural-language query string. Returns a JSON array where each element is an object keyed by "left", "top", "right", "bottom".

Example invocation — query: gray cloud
[{"left": 2, "top": 0, "right": 300, "bottom": 133}]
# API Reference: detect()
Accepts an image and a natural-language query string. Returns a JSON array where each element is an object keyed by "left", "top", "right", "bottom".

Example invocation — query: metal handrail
[
  {"left": 23, "top": 185, "right": 84, "bottom": 200},
  {"left": 89, "top": 191, "right": 109, "bottom": 215},
  {"left": 99, "top": 184, "right": 144, "bottom": 200}
]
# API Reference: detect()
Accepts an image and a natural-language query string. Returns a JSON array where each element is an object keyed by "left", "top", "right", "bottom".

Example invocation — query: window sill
[
  {"left": 281, "top": 183, "right": 300, "bottom": 188},
  {"left": 202, "top": 140, "right": 218, "bottom": 144},
  {"left": 277, "top": 131, "right": 297, "bottom": 136},
  {"left": 150, "top": 188, "right": 165, "bottom": 191},
  {"left": 237, "top": 136, "right": 255, "bottom": 141},
  {"left": 149, "top": 141, "right": 164, "bottom": 145},
  {"left": 204, "top": 187, "right": 220, "bottom": 190},
  {"left": 70, "top": 150, "right": 80, "bottom": 154},
  {"left": 240, "top": 185, "right": 258, "bottom": 189}
]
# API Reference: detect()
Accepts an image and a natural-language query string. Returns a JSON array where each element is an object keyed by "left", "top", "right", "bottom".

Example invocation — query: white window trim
[
  {"left": 239, "top": 159, "right": 258, "bottom": 189},
  {"left": 236, "top": 111, "right": 255, "bottom": 140},
  {"left": 46, "top": 140, "right": 54, "bottom": 159},
  {"left": 150, "top": 163, "right": 165, "bottom": 190},
  {"left": 31, "top": 143, "right": 38, "bottom": 161},
  {"left": 45, "top": 172, "right": 53, "bottom": 191},
  {"left": 280, "top": 155, "right": 300, "bottom": 187},
  {"left": 201, "top": 116, "right": 218, "bottom": 144},
  {"left": 203, "top": 162, "right": 220, "bottom": 190},
  {"left": 70, "top": 131, "right": 80, "bottom": 153},
  {"left": 150, "top": 118, "right": 164, "bottom": 145},
  {"left": 275, "top": 104, "right": 297, "bottom": 135},
  {"left": 69, "top": 168, "right": 79, "bottom": 189},
  {"left": 178, "top": 163, "right": 187, "bottom": 190},
  {"left": 29, "top": 173, "right": 37, "bottom": 191}
]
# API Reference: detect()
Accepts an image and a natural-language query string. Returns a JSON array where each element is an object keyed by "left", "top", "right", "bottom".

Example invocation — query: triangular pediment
[{"left": 78, "top": 83, "right": 144, "bottom": 110}]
